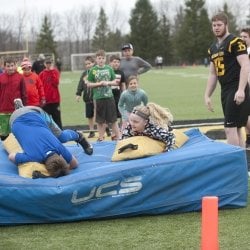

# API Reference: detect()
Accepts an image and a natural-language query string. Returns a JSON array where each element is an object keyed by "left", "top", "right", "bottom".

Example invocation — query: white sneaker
[{"left": 14, "top": 98, "right": 24, "bottom": 109}]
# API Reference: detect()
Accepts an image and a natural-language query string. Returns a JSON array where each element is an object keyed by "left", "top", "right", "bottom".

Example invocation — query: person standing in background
[
  {"left": 21, "top": 58, "right": 46, "bottom": 107},
  {"left": 32, "top": 54, "right": 46, "bottom": 75},
  {"left": 0, "top": 57, "right": 27, "bottom": 140},
  {"left": 118, "top": 75, "right": 148, "bottom": 131},
  {"left": 155, "top": 56, "right": 163, "bottom": 69},
  {"left": 109, "top": 54, "right": 126, "bottom": 137},
  {"left": 204, "top": 12, "right": 250, "bottom": 147},
  {"left": 39, "top": 57, "right": 62, "bottom": 129},
  {"left": 87, "top": 50, "right": 120, "bottom": 142},
  {"left": 120, "top": 43, "right": 152, "bottom": 84},
  {"left": 76, "top": 56, "right": 96, "bottom": 138},
  {"left": 240, "top": 28, "right": 250, "bottom": 147},
  {"left": 55, "top": 57, "right": 62, "bottom": 73}
]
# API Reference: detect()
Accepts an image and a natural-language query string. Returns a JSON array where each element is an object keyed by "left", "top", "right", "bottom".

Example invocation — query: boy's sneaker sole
[{"left": 77, "top": 132, "right": 93, "bottom": 155}]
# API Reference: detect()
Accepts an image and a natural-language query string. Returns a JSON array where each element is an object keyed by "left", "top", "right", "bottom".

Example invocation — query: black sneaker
[
  {"left": 106, "top": 127, "right": 111, "bottom": 137},
  {"left": 88, "top": 131, "right": 95, "bottom": 138},
  {"left": 77, "top": 132, "right": 93, "bottom": 155}
]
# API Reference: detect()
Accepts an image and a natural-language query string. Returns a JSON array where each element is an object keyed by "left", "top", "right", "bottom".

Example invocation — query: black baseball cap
[{"left": 121, "top": 43, "right": 133, "bottom": 50}]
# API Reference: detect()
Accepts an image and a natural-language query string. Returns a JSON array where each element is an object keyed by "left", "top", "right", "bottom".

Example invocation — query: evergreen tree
[
  {"left": 172, "top": 6, "right": 185, "bottom": 64},
  {"left": 158, "top": 14, "right": 173, "bottom": 65},
  {"left": 92, "top": 7, "right": 110, "bottom": 51},
  {"left": 196, "top": 8, "right": 213, "bottom": 61},
  {"left": 129, "top": 0, "right": 160, "bottom": 62},
  {"left": 174, "top": 0, "right": 212, "bottom": 64},
  {"left": 106, "top": 29, "right": 126, "bottom": 52},
  {"left": 36, "top": 15, "right": 57, "bottom": 56}
]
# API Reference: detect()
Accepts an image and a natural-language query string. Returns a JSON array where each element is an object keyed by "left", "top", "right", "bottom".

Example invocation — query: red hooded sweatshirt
[
  {"left": 0, "top": 71, "right": 27, "bottom": 113},
  {"left": 39, "top": 68, "right": 60, "bottom": 104},
  {"left": 23, "top": 71, "right": 45, "bottom": 106}
]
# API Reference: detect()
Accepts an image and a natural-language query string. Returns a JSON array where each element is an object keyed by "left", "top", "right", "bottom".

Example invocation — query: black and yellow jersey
[{"left": 208, "top": 34, "right": 247, "bottom": 89}]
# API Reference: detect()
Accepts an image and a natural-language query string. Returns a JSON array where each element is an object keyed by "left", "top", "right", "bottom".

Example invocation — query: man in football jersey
[
  {"left": 240, "top": 28, "right": 250, "bottom": 147},
  {"left": 204, "top": 12, "right": 250, "bottom": 147}
]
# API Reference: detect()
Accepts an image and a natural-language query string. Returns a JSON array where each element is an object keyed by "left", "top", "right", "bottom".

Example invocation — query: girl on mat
[{"left": 122, "top": 102, "right": 175, "bottom": 151}]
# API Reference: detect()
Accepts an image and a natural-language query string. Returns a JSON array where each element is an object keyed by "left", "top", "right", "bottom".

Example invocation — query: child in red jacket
[
  {"left": 21, "top": 58, "right": 46, "bottom": 107},
  {"left": 39, "top": 57, "right": 62, "bottom": 129},
  {"left": 0, "top": 57, "right": 27, "bottom": 140}
]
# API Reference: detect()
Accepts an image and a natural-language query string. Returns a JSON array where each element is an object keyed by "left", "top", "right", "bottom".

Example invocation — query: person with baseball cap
[
  {"left": 21, "top": 58, "right": 46, "bottom": 107},
  {"left": 120, "top": 43, "right": 152, "bottom": 84}
]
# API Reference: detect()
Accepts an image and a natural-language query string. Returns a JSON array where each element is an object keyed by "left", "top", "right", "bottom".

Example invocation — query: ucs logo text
[{"left": 71, "top": 176, "right": 143, "bottom": 205}]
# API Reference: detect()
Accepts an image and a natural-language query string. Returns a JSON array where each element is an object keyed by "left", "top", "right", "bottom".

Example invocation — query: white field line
[{"left": 152, "top": 71, "right": 208, "bottom": 79}]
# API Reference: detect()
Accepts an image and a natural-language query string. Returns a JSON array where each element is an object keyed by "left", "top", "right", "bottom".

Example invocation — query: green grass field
[
  {"left": 0, "top": 66, "right": 249, "bottom": 250},
  {"left": 60, "top": 66, "right": 223, "bottom": 127}
]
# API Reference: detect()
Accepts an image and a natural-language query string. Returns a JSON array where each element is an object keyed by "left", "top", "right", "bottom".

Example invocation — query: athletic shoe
[
  {"left": 111, "top": 135, "right": 118, "bottom": 141},
  {"left": 246, "top": 142, "right": 250, "bottom": 149},
  {"left": 14, "top": 98, "right": 24, "bottom": 109},
  {"left": 106, "top": 127, "right": 111, "bottom": 137},
  {"left": 88, "top": 131, "right": 95, "bottom": 138},
  {"left": 76, "top": 132, "right": 93, "bottom": 155}
]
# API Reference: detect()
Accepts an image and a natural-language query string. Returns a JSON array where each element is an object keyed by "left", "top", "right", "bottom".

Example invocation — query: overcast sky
[
  {"left": 1, "top": 0, "right": 247, "bottom": 16},
  {"left": 0, "top": 0, "right": 249, "bottom": 31},
  {"left": 0, "top": 0, "right": 142, "bottom": 15},
  {"left": 1, "top": 0, "right": 248, "bottom": 17}
]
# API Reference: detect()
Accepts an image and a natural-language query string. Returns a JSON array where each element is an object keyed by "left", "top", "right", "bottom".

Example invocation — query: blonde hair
[
  {"left": 95, "top": 49, "right": 105, "bottom": 57},
  {"left": 132, "top": 102, "right": 173, "bottom": 129}
]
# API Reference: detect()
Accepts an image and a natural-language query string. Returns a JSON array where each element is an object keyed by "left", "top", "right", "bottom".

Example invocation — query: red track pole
[{"left": 201, "top": 196, "right": 219, "bottom": 250}]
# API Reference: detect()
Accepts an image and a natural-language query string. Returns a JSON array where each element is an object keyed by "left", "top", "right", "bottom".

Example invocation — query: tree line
[{"left": 0, "top": 0, "right": 250, "bottom": 70}]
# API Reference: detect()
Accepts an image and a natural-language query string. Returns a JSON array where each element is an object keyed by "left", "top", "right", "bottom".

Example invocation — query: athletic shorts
[
  {"left": 95, "top": 98, "right": 117, "bottom": 124},
  {"left": 247, "top": 90, "right": 250, "bottom": 116},
  {"left": 221, "top": 87, "right": 249, "bottom": 128},
  {"left": 112, "top": 89, "right": 121, "bottom": 118},
  {"left": 85, "top": 102, "right": 94, "bottom": 118}
]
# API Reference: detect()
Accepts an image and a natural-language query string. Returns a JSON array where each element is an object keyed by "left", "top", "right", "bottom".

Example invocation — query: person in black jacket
[
  {"left": 32, "top": 54, "right": 45, "bottom": 75},
  {"left": 75, "top": 56, "right": 96, "bottom": 138}
]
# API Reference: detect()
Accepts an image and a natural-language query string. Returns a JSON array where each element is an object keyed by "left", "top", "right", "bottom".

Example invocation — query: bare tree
[
  {"left": 157, "top": 0, "right": 184, "bottom": 23},
  {"left": 14, "top": 10, "right": 27, "bottom": 51},
  {"left": 227, "top": 0, "right": 250, "bottom": 28},
  {"left": 109, "top": 4, "right": 127, "bottom": 34},
  {"left": 79, "top": 6, "right": 97, "bottom": 52},
  {"left": 0, "top": 14, "right": 13, "bottom": 51}
]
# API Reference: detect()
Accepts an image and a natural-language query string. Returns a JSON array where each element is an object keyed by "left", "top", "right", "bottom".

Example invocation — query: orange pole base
[{"left": 201, "top": 196, "right": 219, "bottom": 250}]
